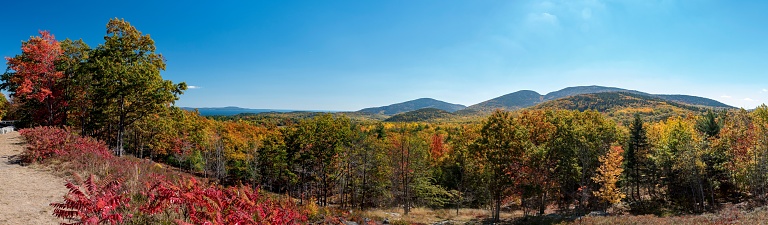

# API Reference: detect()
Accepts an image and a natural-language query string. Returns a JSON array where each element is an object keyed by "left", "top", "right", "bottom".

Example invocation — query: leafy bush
[
  {"left": 142, "top": 175, "right": 306, "bottom": 225},
  {"left": 19, "top": 126, "right": 72, "bottom": 163},
  {"left": 50, "top": 174, "right": 131, "bottom": 225},
  {"left": 19, "top": 126, "right": 112, "bottom": 164}
]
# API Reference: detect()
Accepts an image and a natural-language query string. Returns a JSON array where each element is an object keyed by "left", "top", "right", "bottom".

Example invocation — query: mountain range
[
  {"left": 183, "top": 85, "right": 734, "bottom": 117},
  {"left": 357, "top": 85, "right": 732, "bottom": 117}
]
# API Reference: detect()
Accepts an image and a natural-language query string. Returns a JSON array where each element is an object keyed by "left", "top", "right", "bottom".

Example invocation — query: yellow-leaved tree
[{"left": 592, "top": 145, "right": 626, "bottom": 209}]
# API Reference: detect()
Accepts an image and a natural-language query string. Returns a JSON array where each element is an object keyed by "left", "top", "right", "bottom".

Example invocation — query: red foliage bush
[
  {"left": 142, "top": 176, "right": 307, "bottom": 225},
  {"left": 50, "top": 174, "right": 131, "bottom": 225},
  {"left": 19, "top": 126, "right": 72, "bottom": 163},
  {"left": 19, "top": 126, "right": 112, "bottom": 163}
]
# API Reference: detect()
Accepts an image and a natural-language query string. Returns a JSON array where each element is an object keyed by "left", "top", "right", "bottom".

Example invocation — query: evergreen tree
[
  {"left": 696, "top": 110, "right": 721, "bottom": 138},
  {"left": 625, "top": 114, "right": 648, "bottom": 203}
]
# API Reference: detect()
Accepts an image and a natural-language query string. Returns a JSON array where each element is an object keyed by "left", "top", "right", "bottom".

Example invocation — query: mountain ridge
[
  {"left": 357, "top": 98, "right": 467, "bottom": 115},
  {"left": 455, "top": 85, "right": 732, "bottom": 114}
]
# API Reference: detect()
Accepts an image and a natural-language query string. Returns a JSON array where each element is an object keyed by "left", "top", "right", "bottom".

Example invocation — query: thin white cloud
[
  {"left": 762, "top": 88, "right": 767, "bottom": 93},
  {"left": 744, "top": 98, "right": 755, "bottom": 102},
  {"left": 720, "top": 95, "right": 732, "bottom": 99},
  {"left": 188, "top": 85, "right": 201, "bottom": 89},
  {"left": 527, "top": 12, "right": 559, "bottom": 25}
]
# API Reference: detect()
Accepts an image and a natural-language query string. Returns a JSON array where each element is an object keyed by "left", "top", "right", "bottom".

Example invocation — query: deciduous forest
[{"left": 5, "top": 19, "right": 768, "bottom": 224}]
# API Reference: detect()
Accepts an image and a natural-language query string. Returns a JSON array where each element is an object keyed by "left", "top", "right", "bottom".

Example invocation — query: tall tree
[
  {"left": 2, "top": 31, "right": 66, "bottom": 126},
  {"left": 593, "top": 145, "right": 626, "bottom": 209},
  {"left": 473, "top": 110, "right": 530, "bottom": 222},
  {"left": 58, "top": 39, "right": 92, "bottom": 130},
  {"left": 625, "top": 114, "right": 648, "bottom": 204},
  {"left": 89, "top": 18, "right": 186, "bottom": 156}
]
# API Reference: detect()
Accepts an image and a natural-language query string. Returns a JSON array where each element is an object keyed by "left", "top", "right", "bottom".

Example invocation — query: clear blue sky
[{"left": 2, "top": 0, "right": 767, "bottom": 110}]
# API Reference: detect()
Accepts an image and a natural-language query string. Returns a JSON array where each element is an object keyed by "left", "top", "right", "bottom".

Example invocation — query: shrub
[
  {"left": 50, "top": 174, "right": 131, "bottom": 225},
  {"left": 142, "top": 176, "right": 307, "bottom": 225},
  {"left": 19, "top": 126, "right": 72, "bottom": 163}
]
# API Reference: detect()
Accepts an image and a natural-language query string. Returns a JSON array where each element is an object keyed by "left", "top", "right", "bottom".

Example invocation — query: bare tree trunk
[
  {"left": 115, "top": 95, "right": 125, "bottom": 157},
  {"left": 539, "top": 191, "right": 547, "bottom": 215}
]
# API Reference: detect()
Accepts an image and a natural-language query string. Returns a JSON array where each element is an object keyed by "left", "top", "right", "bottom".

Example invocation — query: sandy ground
[{"left": 0, "top": 131, "right": 66, "bottom": 225}]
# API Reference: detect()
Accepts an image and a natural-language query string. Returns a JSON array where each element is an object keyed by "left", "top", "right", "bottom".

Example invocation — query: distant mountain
[
  {"left": 181, "top": 107, "right": 293, "bottom": 116},
  {"left": 533, "top": 92, "right": 709, "bottom": 124},
  {"left": 456, "top": 85, "right": 732, "bottom": 115},
  {"left": 460, "top": 90, "right": 542, "bottom": 113},
  {"left": 384, "top": 108, "right": 453, "bottom": 122},
  {"left": 543, "top": 86, "right": 644, "bottom": 100},
  {"left": 358, "top": 98, "right": 466, "bottom": 115},
  {"left": 655, "top": 94, "right": 732, "bottom": 108}
]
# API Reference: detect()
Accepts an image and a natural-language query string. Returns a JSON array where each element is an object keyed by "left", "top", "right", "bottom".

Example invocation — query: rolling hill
[
  {"left": 455, "top": 85, "right": 732, "bottom": 116},
  {"left": 358, "top": 98, "right": 466, "bottom": 115},
  {"left": 655, "top": 94, "right": 732, "bottom": 108},
  {"left": 458, "top": 90, "right": 542, "bottom": 114},
  {"left": 384, "top": 108, "right": 454, "bottom": 122},
  {"left": 543, "top": 85, "right": 645, "bottom": 100},
  {"left": 532, "top": 92, "right": 710, "bottom": 124}
]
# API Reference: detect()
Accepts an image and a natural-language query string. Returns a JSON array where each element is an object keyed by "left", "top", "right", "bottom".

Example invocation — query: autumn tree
[
  {"left": 593, "top": 145, "right": 626, "bottom": 209},
  {"left": 389, "top": 123, "right": 429, "bottom": 215},
  {"left": 2, "top": 31, "right": 66, "bottom": 126},
  {"left": 648, "top": 117, "right": 716, "bottom": 211},
  {"left": 339, "top": 128, "right": 390, "bottom": 210},
  {"left": 285, "top": 114, "right": 352, "bottom": 206},
  {"left": 58, "top": 38, "right": 92, "bottom": 131},
  {"left": 541, "top": 110, "right": 619, "bottom": 210},
  {"left": 516, "top": 110, "right": 556, "bottom": 215},
  {"left": 473, "top": 110, "right": 530, "bottom": 222},
  {"left": 88, "top": 18, "right": 186, "bottom": 156}
]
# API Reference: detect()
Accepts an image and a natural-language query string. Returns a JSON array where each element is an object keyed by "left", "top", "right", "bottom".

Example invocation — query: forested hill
[
  {"left": 656, "top": 94, "right": 733, "bottom": 108},
  {"left": 357, "top": 98, "right": 466, "bottom": 115},
  {"left": 458, "top": 90, "right": 542, "bottom": 114},
  {"left": 455, "top": 85, "right": 731, "bottom": 115},
  {"left": 543, "top": 85, "right": 645, "bottom": 100},
  {"left": 532, "top": 91, "right": 710, "bottom": 124},
  {"left": 384, "top": 108, "right": 453, "bottom": 122}
]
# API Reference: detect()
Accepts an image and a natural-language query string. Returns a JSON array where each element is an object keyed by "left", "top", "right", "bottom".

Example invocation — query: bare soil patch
[{"left": 0, "top": 131, "right": 66, "bottom": 225}]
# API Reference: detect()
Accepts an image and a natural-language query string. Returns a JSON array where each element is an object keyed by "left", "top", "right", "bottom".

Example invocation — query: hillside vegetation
[
  {"left": 459, "top": 90, "right": 542, "bottom": 114},
  {"left": 534, "top": 92, "right": 709, "bottom": 124},
  {"left": 384, "top": 108, "right": 453, "bottom": 122},
  {"left": 358, "top": 98, "right": 466, "bottom": 115}
]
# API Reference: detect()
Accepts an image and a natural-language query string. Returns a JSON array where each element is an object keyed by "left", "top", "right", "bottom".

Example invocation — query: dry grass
[
  {"left": 357, "top": 207, "right": 521, "bottom": 224},
  {"left": 565, "top": 204, "right": 768, "bottom": 225},
  {"left": 345, "top": 204, "right": 768, "bottom": 225}
]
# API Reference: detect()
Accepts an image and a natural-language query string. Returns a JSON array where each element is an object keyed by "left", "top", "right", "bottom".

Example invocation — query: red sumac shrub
[
  {"left": 142, "top": 176, "right": 307, "bottom": 225},
  {"left": 19, "top": 126, "right": 113, "bottom": 163},
  {"left": 19, "top": 126, "right": 72, "bottom": 163},
  {"left": 50, "top": 174, "right": 131, "bottom": 225}
]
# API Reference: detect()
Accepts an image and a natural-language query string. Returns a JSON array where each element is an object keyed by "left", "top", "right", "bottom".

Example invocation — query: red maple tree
[{"left": 5, "top": 30, "right": 66, "bottom": 125}]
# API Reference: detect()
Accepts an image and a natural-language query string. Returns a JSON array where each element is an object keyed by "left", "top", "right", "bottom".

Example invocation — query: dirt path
[{"left": 0, "top": 131, "right": 66, "bottom": 225}]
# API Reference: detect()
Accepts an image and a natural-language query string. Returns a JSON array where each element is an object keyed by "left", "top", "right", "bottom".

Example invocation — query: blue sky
[{"left": 2, "top": 0, "right": 767, "bottom": 110}]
